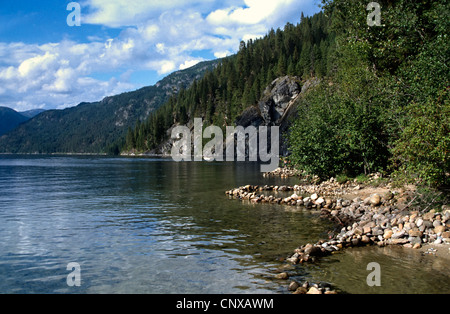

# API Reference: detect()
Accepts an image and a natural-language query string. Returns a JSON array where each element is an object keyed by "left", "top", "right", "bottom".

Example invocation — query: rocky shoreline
[{"left": 226, "top": 175, "right": 450, "bottom": 294}]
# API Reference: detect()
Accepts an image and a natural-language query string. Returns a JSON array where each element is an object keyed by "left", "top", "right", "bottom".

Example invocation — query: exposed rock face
[
  {"left": 151, "top": 75, "right": 309, "bottom": 156},
  {"left": 257, "top": 76, "right": 301, "bottom": 126},
  {"left": 235, "top": 106, "right": 265, "bottom": 128}
]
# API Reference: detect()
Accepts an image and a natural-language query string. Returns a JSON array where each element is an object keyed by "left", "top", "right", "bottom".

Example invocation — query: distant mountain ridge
[
  {"left": 0, "top": 60, "right": 219, "bottom": 154},
  {"left": 0, "top": 107, "right": 30, "bottom": 137},
  {"left": 20, "top": 109, "right": 46, "bottom": 119}
]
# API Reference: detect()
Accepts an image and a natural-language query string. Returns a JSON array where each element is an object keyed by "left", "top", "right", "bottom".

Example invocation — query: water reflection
[
  {"left": 0, "top": 156, "right": 330, "bottom": 294},
  {"left": 1, "top": 156, "right": 448, "bottom": 294}
]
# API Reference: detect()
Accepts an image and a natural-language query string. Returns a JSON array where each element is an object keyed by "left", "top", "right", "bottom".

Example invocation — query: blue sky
[{"left": 0, "top": 0, "right": 321, "bottom": 111}]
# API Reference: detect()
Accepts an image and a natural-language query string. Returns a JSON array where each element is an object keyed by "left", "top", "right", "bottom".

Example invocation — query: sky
[{"left": 0, "top": 0, "right": 321, "bottom": 111}]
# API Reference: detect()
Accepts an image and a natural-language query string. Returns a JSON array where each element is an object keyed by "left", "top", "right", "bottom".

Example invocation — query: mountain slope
[
  {"left": 0, "top": 60, "right": 219, "bottom": 154},
  {"left": 124, "top": 12, "right": 334, "bottom": 154},
  {"left": 19, "top": 109, "right": 46, "bottom": 119},
  {"left": 0, "top": 107, "right": 29, "bottom": 136}
]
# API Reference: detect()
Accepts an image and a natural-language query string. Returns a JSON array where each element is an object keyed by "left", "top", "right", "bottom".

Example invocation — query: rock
[
  {"left": 423, "top": 212, "right": 435, "bottom": 221},
  {"left": 304, "top": 245, "right": 323, "bottom": 257},
  {"left": 311, "top": 193, "right": 319, "bottom": 201},
  {"left": 288, "top": 281, "right": 299, "bottom": 291},
  {"left": 442, "top": 231, "right": 450, "bottom": 239},
  {"left": 293, "top": 287, "right": 308, "bottom": 294},
  {"left": 416, "top": 218, "right": 424, "bottom": 228},
  {"left": 362, "top": 235, "right": 371, "bottom": 244},
  {"left": 392, "top": 230, "right": 406, "bottom": 239},
  {"left": 383, "top": 230, "right": 393, "bottom": 240},
  {"left": 307, "top": 287, "right": 322, "bottom": 294},
  {"left": 275, "top": 272, "right": 289, "bottom": 280},
  {"left": 351, "top": 238, "right": 361, "bottom": 246},
  {"left": 324, "top": 290, "right": 338, "bottom": 294},
  {"left": 370, "top": 194, "right": 382, "bottom": 206},
  {"left": 433, "top": 220, "right": 442, "bottom": 228},
  {"left": 390, "top": 239, "right": 409, "bottom": 245},
  {"left": 319, "top": 282, "right": 332, "bottom": 290},
  {"left": 434, "top": 225, "right": 446, "bottom": 235},
  {"left": 372, "top": 227, "right": 383, "bottom": 236},
  {"left": 258, "top": 76, "right": 300, "bottom": 125},
  {"left": 286, "top": 256, "right": 299, "bottom": 264},
  {"left": 409, "top": 236, "right": 422, "bottom": 244},
  {"left": 422, "top": 220, "right": 433, "bottom": 229},
  {"left": 384, "top": 191, "right": 394, "bottom": 201},
  {"left": 413, "top": 243, "right": 422, "bottom": 249},
  {"left": 408, "top": 229, "right": 423, "bottom": 237},
  {"left": 315, "top": 197, "right": 325, "bottom": 206}
]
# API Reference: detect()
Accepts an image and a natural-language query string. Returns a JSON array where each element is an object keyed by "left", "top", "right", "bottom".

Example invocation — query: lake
[{"left": 0, "top": 156, "right": 449, "bottom": 294}]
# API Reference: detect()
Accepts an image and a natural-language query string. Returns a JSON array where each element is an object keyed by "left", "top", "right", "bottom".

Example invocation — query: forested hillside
[
  {"left": 125, "top": 0, "right": 449, "bottom": 187},
  {"left": 0, "top": 107, "right": 29, "bottom": 136},
  {"left": 0, "top": 60, "right": 218, "bottom": 154},
  {"left": 288, "top": 0, "right": 449, "bottom": 186},
  {"left": 124, "top": 11, "right": 335, "bottom": 152}
]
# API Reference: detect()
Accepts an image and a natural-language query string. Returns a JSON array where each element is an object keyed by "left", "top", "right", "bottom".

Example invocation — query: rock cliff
[{"left": 148, "top": 76, "right": 319, "bottom": 157}]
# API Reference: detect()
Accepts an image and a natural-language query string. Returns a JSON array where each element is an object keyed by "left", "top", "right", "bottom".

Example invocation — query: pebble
[
  {"left": 370, "top": 194, "right": 382, "bottom": 206},
  {"left": 275, "top": 272, "right": 289, "bottom": 280},
  {"left": 288, "top": 281, "right": 299, "bottom": 291},
  {"left": 307, "top": 287, "right": 322, "bottom": 294}
]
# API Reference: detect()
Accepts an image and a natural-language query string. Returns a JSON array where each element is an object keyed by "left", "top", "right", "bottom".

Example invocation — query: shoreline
[{"left": 226, "top": 172, "right": 450, "bottom": 294}]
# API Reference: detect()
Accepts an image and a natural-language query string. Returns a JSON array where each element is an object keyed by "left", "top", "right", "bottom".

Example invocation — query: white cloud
[
  {"left": 179, "top": 59, "right": 203, "bottom": 70},
  {"left": 82, "top": 0, "right": 221, "bottom": 28},
  {"left": 0, "top": 1, "right": 320, "bottom": 111},
  {"left": 0, "top": 40, "right": 134, "bottom": 110}
]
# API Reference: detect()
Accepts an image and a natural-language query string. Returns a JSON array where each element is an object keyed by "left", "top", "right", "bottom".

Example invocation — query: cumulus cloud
[
  {"left": 0, "top": 40, "right": 134, "bottom": 110},
  {"left": 0, "top": 0, "right": 319, "bottom": 111}
]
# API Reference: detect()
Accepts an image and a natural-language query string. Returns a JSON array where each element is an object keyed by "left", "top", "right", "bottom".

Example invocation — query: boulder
[
  {"left": 293, "top": 287, "right": 308, "bottom": 294},
  {"left": 370, "top": 194, "right": 382, "bottom": 206},
  {"left": 288, "top": 282, "right": 300, "bottom": 291},
  {"left": 383, "top": 230, "right": 393, "bottom": 240},
  {"left": 235, "top": 106, "right": 264, "bottom": 128},
  {"left": 258, "top": 76, "right": 300, "bottom": 125},
  {"left": 307, "top": 287, "right": 322, "bottom": 294},
  {"left": 275, "top": 272, "right": 289, "bottom": 280},
  {"left": 434, "top": 225, "right": 446, "bottom": 235},
  {"left": 423, "top": 212, "right": 435, "bottom": 221}
]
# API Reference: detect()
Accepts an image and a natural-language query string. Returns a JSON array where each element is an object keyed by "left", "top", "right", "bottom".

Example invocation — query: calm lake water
[{"left": 0, "top": 156, "right": 449, "bottom": 294}]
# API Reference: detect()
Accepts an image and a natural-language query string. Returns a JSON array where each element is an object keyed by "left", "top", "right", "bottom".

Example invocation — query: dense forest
[
  {"left": 124, "top": 0, "right": 449, "bottom": 188},
  {"left": 288, "top": 0, "right": 449, "bottom": 187},
  {"left": 0, "top": 60, "right": 218, "bottom": 154},
  {"left": 123, "top": 11, "right": 335, "bottom": 152}
]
